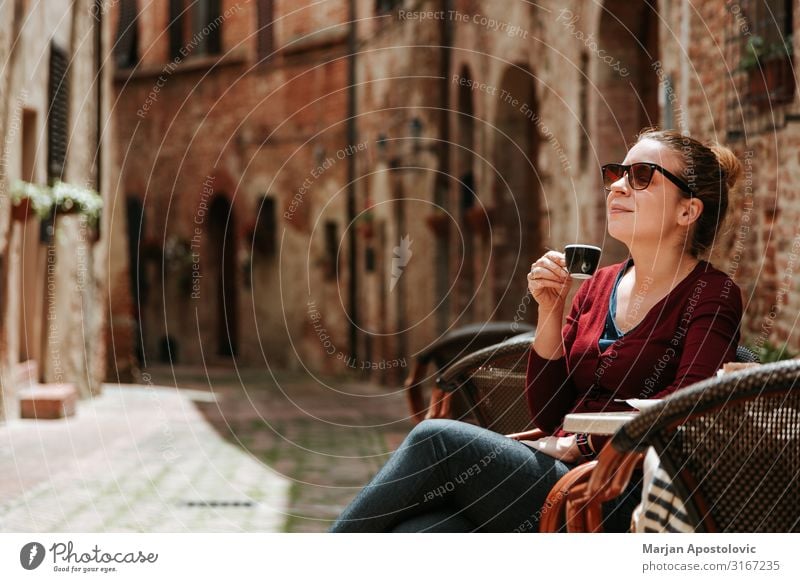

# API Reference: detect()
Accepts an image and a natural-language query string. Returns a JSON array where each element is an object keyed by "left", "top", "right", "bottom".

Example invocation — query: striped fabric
[{"left": 632, "top": 448, "right": 696, "bottom": 533}]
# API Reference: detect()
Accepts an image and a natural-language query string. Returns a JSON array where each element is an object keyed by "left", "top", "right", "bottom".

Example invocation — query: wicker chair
[
  {"left": 568, "top": 357, "right": 800, "bottom": 532},
  {"left": 542, "top": 344, "right": 761, "bottom": 532},
  {"left": 435, "top": 335, "right": 762, "bottom": 532},
  {"left": 404, "top": 322, "right": 534, "bottom": 423},
  {"left": 435, "top": 331, "right": 538, "bottom": 435}
]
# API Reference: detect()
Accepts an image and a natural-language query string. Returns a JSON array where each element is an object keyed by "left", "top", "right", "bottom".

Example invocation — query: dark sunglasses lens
[
  {"left": 602, "top": 165, "right": 624, "bottom": 189},
  {"left": 630, "top": 164, "right": 654, "bottom": 189}
]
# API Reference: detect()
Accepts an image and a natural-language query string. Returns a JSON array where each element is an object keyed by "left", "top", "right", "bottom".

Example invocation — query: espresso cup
[{"left": 564, "top": 244, "right": 602, "bottom": 279}]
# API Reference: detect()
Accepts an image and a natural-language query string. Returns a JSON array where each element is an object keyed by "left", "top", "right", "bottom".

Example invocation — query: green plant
[
  {"left": 740, "top": 35, "right": 766, "bottom": 71},
  {"left": 740, "top": 34, "right": 793, "bottom": 71},
  {"left": 51, "top": 181, "right": 103, "bottom": 225},
  {"left": 766, "top": 33, "right": 793, "bottom": 60},
  {"left": 9, "top": 180, "right": 53, "bottom": 218},
  {"left": 748, "top": 339, "right": 797, "bottom": 363}
]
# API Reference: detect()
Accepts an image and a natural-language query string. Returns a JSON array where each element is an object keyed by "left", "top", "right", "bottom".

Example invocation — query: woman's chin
[{"left": 606, "top": 226, "right": 632, "bottom": 245}]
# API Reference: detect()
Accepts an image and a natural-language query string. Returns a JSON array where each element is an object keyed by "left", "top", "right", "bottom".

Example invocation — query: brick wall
[{"left": 112, "top": 0, "right": 800, "bottom": 382}]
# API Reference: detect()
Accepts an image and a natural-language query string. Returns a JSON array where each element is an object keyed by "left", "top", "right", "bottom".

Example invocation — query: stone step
[{"left": 18, "top": 383, "right": 78, "bottom": 420}]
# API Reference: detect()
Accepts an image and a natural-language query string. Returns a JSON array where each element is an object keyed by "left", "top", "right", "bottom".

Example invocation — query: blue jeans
[{"left": 329, "top": 419, "right": 641, "bottom": 532}]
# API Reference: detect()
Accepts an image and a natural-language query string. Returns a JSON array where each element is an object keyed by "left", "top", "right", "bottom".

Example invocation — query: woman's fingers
[
  {"left": 529, "top": 267, "right": 566, "bottom": 284},
  {"left": 531, "top": 256, "right": 568, "bottom": 279}
]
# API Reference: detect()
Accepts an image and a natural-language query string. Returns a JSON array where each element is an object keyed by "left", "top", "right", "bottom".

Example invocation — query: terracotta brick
[{"left": 19, "top": 384, "right": 78, "bottom": 420}]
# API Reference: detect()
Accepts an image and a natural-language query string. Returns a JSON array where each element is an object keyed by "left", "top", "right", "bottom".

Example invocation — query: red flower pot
[{"left": 426, "top": 212, "right": 450, "bottom": 238}]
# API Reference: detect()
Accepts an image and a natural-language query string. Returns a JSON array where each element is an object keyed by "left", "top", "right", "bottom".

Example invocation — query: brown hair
[{"left": 636, "top": 128, "right": 742, "bottom": 257}]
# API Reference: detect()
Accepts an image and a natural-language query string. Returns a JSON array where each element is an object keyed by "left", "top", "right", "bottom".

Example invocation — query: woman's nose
[{"left": 609, "top": 173, "right": 631, "bottom": 195}]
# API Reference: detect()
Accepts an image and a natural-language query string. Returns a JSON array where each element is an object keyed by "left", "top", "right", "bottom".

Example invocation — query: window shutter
[
  {"left": 257, "top": 0, "right": 274, "bottom": 62},
  {"left": 48, "top": 43, "right": 69, "bottom": 181}
]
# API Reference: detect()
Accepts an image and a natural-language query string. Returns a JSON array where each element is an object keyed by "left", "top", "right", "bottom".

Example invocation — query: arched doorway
[
  {"left": 594, "top": 0, "right": 660, "bottom": 261},
  {"left": 208, "top": 195, "right": 238, "bottom": 358},
  {"left": 493, "top": 65, "right": 542, "bottom": 322}
]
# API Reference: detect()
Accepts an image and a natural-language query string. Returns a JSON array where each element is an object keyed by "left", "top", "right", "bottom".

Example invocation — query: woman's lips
[{"left": 609, "top": 207, "right": 633, "bottom": 214}]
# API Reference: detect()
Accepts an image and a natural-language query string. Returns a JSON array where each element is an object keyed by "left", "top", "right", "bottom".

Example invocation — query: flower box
[
  {"left": 746, "top": 57, "right": 795, "bottom": 107},
  {"left": 11, "top": 198, "right": 35, "bottom": 222},
  {"left": 464, "top": 205, "right": 493, "bottom": 236}
]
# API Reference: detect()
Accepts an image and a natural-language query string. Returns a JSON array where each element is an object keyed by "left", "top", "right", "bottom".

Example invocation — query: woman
[{"left": 329, "top": 128, "right": 744, "bottom": 533}]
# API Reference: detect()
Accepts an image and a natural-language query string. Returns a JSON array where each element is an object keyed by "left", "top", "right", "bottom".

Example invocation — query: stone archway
[
  {"left": 492, "top": 65, "right": 542, "bottom": 322},
  {"left": 593, "top": 0, "right": 661, "bottom": 262}
]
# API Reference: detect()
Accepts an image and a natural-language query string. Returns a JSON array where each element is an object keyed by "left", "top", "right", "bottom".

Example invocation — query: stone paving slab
[{"left": 0, "top": 367, "right": 414, "bottom": 532}]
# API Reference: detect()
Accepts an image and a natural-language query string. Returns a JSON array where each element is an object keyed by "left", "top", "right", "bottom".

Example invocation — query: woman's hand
[
  {"left": 529, "top": 435, "right": 581, "bottom": 463},
  {"left": 527, "top": 251, "right": 571, "bottom": 314}
]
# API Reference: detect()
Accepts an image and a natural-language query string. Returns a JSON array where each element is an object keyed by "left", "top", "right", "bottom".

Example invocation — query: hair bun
[{"left": 709, "top": 143, "right": 743, "bottom": 190}]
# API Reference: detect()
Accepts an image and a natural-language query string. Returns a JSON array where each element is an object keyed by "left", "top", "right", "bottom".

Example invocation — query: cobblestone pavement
[{"left": 0, "top": 366, "right": 413, "bottom": 532}]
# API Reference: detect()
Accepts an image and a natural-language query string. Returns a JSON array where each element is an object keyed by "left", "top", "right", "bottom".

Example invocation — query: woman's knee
[
  {"left": 406, "top": 419, "right": 502, "bottom": 455},
  {"left": 408, "top": 418, "right": 455, "bottom": 441}
]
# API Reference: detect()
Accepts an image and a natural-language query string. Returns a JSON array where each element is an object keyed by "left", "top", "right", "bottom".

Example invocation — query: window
[
  {"left": 253, "top": 196, "right": 276, "bottom": 255},
  {"left": 48, "top": 42, "right": 69, "bottom": 182},
  {"left": 115, "top": 0, "right": 139, "bottom": 68},
  {"left": 256, "top": 0, "right": 274, "bottom": 62},
  {"left": 168, "top": 0, "right": 184, "bottom": 60},
  {"left": 578, "top": 52, "right": 590, "bottom": 170},
  {"left": 168, "top": 0, "right": 222, "bottom": 60},
  {"left": 726, "top": 0, "right": 794, "bottom": 137},
  {"left": 192, "top": 0, "right": 222, "bottom": 55},
  {"left": 375, "top": 0, "right": 403, "bottom": 14},
  {"left": 323, "top": 221, "right": 338, "bottom": 280}
]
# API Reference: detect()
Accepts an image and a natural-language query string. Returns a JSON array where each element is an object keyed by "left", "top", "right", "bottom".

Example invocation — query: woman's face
[{"left": 606, "top": 138, "right": 700, "bottom": 252}]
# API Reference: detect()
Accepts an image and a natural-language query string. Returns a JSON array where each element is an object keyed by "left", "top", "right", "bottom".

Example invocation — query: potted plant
[
  {"left": 357, "top": 209, "right": 375, "bottom": 240},
  {"left": 425, "top": 208, "right": 450, "bottom": 238},
  {"left": 741, "top": 34, "right": 794, "bottom": 106}
]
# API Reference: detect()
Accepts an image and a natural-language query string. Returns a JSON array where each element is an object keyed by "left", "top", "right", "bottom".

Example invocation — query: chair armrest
[
  {"left": 404, "top": 360, "right": 430, "bottom": 424},
  {"left": 539, "top": 460, "right": 598, "bottom": 532},
  {"left": 436, "top": 333, "right": 535, "bottom": 392},
  {"left": 569, "top": 445, "right": 644, "bottom": 532}
]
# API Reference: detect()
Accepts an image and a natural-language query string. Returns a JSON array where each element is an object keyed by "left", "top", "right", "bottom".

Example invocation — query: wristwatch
[{"left": 575, "top": 433, "right": 596, "bottom": 459}]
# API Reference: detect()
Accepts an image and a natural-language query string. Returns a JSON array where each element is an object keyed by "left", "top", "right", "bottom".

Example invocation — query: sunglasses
[{"left": 601, "top": 162, "right": 695, "bottom": 197}]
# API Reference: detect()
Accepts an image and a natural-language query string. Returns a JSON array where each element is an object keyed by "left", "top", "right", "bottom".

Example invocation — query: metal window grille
[
  {"left": 48, "top": 43, "right": 69, "bottom": 181},
  {"left": 115, "top": 0, "right": 139, "bottom": 68}
]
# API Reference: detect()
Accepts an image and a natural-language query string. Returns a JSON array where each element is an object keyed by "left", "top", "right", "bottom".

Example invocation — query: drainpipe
[
  {"left": 95, "top": 0, "right": 102, "bottom": 189},
  {"left": 435, "top": 0, "right": 452, "bottom": 332},
  {"left": 346, "top": 0, "right": 358, "bottom": 359}
]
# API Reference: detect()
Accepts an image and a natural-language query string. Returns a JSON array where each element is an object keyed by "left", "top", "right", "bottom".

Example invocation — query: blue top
[{"left": 598, "top": 259, "right": 632, "bottom": 352}]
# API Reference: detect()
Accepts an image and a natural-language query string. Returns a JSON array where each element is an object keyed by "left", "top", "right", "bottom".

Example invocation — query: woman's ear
[{"left": 677, "top": 198, "right": 703, "bottom": 226}]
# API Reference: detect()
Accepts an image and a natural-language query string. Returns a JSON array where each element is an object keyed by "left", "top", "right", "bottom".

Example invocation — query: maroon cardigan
[{"left": 525, "top": 258, "right": 743, "bottom": 450}]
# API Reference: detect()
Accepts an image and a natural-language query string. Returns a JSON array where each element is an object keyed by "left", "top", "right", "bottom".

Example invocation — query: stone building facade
[
  {"left": 112, "top": 0, "right": 800, "bottom": 385},
  {"left": 0, "top": 0, "right": 122, "bottom": 421}
]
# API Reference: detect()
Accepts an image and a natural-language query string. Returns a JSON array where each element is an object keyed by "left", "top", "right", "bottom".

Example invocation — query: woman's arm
[{"left": 526, "top": 281, "right": 590, "bottom": 433}]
